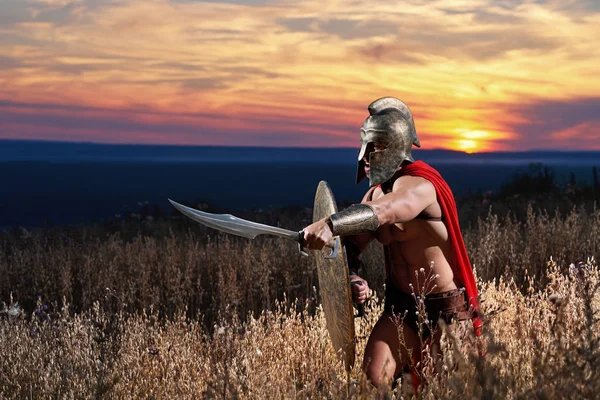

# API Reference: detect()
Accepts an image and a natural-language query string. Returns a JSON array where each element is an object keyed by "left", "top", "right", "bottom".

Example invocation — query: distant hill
[
  {"left": 1, "top": 140, "right": 599, "bottom": 229},
  {"left": 1, "top": 139, "right": 599, "bottom": 166}
]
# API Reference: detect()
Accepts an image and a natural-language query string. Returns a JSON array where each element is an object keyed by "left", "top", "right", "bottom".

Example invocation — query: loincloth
[{"left": 384, "top": 279, "right": 469, "bottom": 338}]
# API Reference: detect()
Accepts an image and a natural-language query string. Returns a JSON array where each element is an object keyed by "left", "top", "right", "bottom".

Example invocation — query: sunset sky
[{"left": 1, "top": 0, "right": 599, "bottom": 152}]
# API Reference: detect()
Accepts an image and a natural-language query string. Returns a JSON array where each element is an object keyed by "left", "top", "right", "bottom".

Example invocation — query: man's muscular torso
[{"left": 355, "top": 175, "right": 457, "bottom": 295}]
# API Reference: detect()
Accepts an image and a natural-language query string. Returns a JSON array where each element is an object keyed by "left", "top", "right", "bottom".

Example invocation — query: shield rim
[{"left": 313, "top": 180, "right": 356, "bottom": 372}]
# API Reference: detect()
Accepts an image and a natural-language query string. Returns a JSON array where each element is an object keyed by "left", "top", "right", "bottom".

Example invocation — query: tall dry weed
[
  {"left": 2, "top": 206, "right": 598, "bottom": 324},
  {"left": 1, "top": 258, "right": 598, "bottom": 398},
  {"left": 1, "top": 204, "right": 599, "bottom": 398}
]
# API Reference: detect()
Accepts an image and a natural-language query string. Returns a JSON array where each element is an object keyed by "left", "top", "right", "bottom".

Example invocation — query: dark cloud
[
  {"left": 438, "top": 8, "right": 476, "bottom": 16},
  {"left": 278, "top": 17, "right": 399, "bottom": 40},
  {"left": 46, "top": 62, "right": 113, "bottom": 75},
  {"left": 503, "top": 97, "right": 600, "bottom": 148},
  {"left": 0, "top": 111, "right": 354, "bottom": 148},
  {"left": 171, "top": 0, "right": 270, "bottom": 5},
  {"left": 0, "top": 33, "right": 44, "bottom": 47},
  {"left": 151, "top": 62, "right": 207, "bottom": 72},
  {"left": 181, "top": 27, "right": 261, "bottom": 43},
  {"left": 280, "top": 12, "right": 561, "bottom": 63},
  {"left": 0, "top": 104, "right": 221, "bottom": 135},
  {"left": 473, "top": 10, "right": 525, "bottom": 24},
  {"left": 278, "top": 7, "right": 563, "bottom": 61},
  {"left": 400, "top": 25, "right": 561, "bottom": 61},
  {"left": 277, "top": 17, "right": 313, "bottom": 32},
  {"left": 0, "top": 0, "right": 88, "bottom": 26},
  {"left": 42, "top": 54, "right": 148, "bottom": 76},
  {"left": 352, "top": 41, "right": 424, "bottom": 64},
  {"left": 0, "top": 100, "right": 216, "bottom": 121},
  {"left": 0, "top": 100, "right": 355, "bottom": 142},
  {"left": 33, "top": 4, "right": 80, "bottom": 25},
  {"left": 0, "top": 0, "right": 31, "bottom": 25},
  {"left": 137, "top": 67, "right": 277, "bottom": 89},
  {"left": 223, "top": 66, "right": 279, "bottom": 79},
  {"left": 542, "top": 0, "right": 600, "bottom": 12},
  {"left": 172, "top": 78, "right": 226, "bottom": 89},
  {"left": 323, "top": 19, "right": 400, "bottom": 40},
  {"left": 492, "top": 0, "right": 600, "bottom": 13},
  {"left": 0, "top": 55, "right": 21, "bottom": 69},
  {"left": 492, "top": 0, "right": 530, "bottom": 10},
  {"left": 38, "top": 60, "right": 217, "bottom": 82},
  {"left": 581, "top": 0, "right": 600, "bottom": 11},
  {"left": 0, "top": 0, "right": 132, "bottom": 34},
  {"left": 42, "top": 55, "right": 211, "bottom": 77},
  {"left": 516, "top": 97, "right": 600, "bottom": 129}
]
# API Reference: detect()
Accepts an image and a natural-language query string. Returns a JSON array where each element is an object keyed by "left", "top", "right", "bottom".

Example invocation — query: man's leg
[{"left": 362, "top": 311, "right": 421, "bottom": 389}]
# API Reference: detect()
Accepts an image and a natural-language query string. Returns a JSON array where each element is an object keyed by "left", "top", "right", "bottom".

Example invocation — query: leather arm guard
[{"left": 328, "top": 204, "right": 379, "bottom": 236}]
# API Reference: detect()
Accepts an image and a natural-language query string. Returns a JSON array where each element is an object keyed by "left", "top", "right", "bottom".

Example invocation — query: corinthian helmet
[{"left": 356, "top": 97, "right": 421, "bottom": 186}]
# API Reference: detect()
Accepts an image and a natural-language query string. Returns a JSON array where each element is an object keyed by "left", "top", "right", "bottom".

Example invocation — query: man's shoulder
[
  {"left": 392, "top": 174, "right": 436, "bottom": 193},
  {"left": 394, "top": 175, "right": 434, "bottom": 190},
  {"left": 400, "top": 161, "right": 451, "bottom": 192}
]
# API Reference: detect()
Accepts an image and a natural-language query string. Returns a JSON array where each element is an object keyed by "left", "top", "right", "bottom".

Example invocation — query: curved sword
[{"left": 168, "top": 199, "right": 339, "bottom": 259}]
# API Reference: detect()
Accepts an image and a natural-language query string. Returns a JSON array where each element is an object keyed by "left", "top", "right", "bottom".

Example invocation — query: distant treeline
[
  {"left": 116, "top": 162, "right": 600, "bottom": 228},
  {"left": 457, "top": 163, "right": 600, "bottom": 224}
]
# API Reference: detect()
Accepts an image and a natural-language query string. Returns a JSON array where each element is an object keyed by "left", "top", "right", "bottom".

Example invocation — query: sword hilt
[
  {"left": 298, "top": 231, "right": 339, "bottom": 259},
  {"left": 297, "top": 231, "right": 309, "bottom": 257}
]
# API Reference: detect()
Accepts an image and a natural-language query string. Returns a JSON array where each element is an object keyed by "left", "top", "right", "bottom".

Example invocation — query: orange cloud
[
  {"left": 549, "top": 121, "right": 600, "bottom": 150},
  {"left": 0, "top": 0, "right": 599, "bottom": 150}
]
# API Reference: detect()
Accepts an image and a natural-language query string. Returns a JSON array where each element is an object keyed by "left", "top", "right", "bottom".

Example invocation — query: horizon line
[{"left": 1, "top": 138, "right": 600, "bottom": 155}]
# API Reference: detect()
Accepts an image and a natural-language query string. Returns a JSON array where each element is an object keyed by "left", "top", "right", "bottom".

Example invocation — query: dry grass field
[{"left": 1, "top": 203, "right": 599, "bottom": 398}]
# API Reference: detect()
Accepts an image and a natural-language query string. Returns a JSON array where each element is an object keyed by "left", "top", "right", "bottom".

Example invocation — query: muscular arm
[
  {"left": 366, "top": 175, "right": 437, "bottom": 226},
  {"left": 303, "top": 176, "right": 437, "bottom": 251},
  {"left": 344, "top": 186, "right": 377, "bottom": 273}
]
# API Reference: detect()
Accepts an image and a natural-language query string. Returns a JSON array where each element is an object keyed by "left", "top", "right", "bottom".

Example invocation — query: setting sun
[
  {"left": 459, "top": 130, "right": 492, "bottom": 140},
  {"left": 451, "top": 129, "right": 495, "bottom": 153},
  {"left": 457, "top": 139, "right": 479, "bottom": 153}
]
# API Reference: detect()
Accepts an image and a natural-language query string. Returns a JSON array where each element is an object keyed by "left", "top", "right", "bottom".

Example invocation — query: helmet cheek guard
[
  {"left": 355, "top": 97, "right": 421, "bottom": 187},
  {"left": 355, "top": 142, "right": 368, "bottom": 184}
]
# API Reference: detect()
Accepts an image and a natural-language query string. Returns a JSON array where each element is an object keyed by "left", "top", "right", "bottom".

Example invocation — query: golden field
[{"left": 1, "top": 203, "right": 599, "bottom": 398}]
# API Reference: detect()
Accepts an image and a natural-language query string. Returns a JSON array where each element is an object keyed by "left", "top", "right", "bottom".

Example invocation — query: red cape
[{"left": 400, "top": 160, "right": 483, "bottom": 335}]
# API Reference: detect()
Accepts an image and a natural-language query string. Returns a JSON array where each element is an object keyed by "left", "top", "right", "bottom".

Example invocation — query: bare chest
[{"left": 374, "top": 220, "right": 419, "bottom": 245}]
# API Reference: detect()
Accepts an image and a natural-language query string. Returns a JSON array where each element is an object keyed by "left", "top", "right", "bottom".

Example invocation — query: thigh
[{"left": 362, "top": 311, "right": 422, "bottom": 387}]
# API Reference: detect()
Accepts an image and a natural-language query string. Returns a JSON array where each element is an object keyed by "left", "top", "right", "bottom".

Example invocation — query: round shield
[{"left": 313, "top": 180, "right": 355, "bottom": 372}]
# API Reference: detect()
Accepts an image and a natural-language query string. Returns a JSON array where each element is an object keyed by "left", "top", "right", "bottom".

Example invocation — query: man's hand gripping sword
[{"left": 168, "top": 199, "right": 340, "bottom": 259}]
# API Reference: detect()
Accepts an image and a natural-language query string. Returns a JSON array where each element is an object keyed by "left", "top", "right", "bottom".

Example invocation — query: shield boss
[{"left": 313, "top": 180, "right": 355, "bottom": 372}]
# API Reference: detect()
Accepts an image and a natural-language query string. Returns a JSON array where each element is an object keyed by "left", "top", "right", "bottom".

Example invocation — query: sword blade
[{"left": 168, "top": 199, "right": 301, "bottom": 242}]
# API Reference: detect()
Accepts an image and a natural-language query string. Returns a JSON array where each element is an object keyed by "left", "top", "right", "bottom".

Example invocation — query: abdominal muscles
[{"left": 376, "top": 221, "right": 457, "bottom": 294}]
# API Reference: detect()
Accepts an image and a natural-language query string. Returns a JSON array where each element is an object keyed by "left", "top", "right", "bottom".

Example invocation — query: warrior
[{"left": 302, "top": 97, "right": 482, "bottom": 389}]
